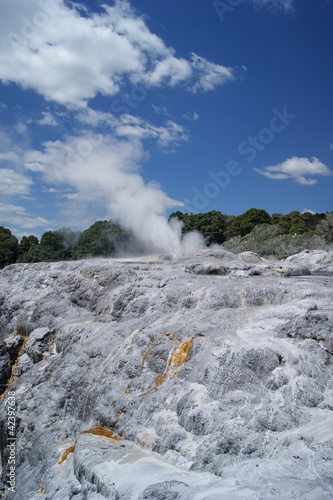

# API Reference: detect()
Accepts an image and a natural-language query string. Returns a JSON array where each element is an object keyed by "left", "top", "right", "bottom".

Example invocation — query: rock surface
[{"left": 0, "top": 249, "right": 332, "bottom": 499}]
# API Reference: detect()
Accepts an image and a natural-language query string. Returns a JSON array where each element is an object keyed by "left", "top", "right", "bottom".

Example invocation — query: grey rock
[
  {"left": 286, "top": 249, "right": 333, "bottom": 275},
  {"left": 272, "top": 263, "right": 311, "bottom": 276},
  {"left": 0, "top": 356, "right": 11, "bottom": 390},
  {"left": 139, "top": 480, "right": 190, "bottom": 500},
  {"left": 17, "top": 352, "right": 33, "bottom": 375},
  {"left": 0, "top": 249, "right": 332, "bottom": 499},
  {"left": 4, "top": 334, "right": 24, "bottom": 361},
  {"left": 25, "top": 327, "right": 54, "bottom": 363}
]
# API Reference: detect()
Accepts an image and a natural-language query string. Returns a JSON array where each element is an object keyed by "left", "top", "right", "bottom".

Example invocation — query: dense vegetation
[
  {"left": 0, "top": 209, "right": 332, "bottom": 269},
  {"left": 169, "top": 208, "right": 332, "bottom": 259},
  {"left": 0, "top": 220, "right": 145, "bottom": 269}
]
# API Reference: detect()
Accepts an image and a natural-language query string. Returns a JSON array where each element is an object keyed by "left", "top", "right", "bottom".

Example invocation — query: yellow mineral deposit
[
  {"left": 80, "top": 426, "right": 119, "bottom": 442},
  {"left": 0, "top": 335, "right": 29, "bottom": 401},
  {"left": 58, "top": 444, "right": 76, "bottom": 465},
  {"left": 169, "top": 337, "right": 194, "bottom": 377},
  {"left": 141, "top": 335, "right": 194, "bottom": 396}
]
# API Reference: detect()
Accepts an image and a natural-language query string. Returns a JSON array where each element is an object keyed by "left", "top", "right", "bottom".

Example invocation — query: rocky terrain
[{"left": 0, "top": 248, "right": 332, "bottom": 499}]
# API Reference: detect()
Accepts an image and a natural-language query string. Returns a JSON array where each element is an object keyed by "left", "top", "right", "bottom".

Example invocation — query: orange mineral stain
[
  {"left": 58, "top": 444, "right": 76, "bottom": 465},
  {"left": 140, "top": 336, "right": 194, "bottom": 396},
  {"left": 0, "top": 335, "right": 29, "bottom": 401},
  {"left": 80, "top": 426, "right": 119, "bottom": 442}
]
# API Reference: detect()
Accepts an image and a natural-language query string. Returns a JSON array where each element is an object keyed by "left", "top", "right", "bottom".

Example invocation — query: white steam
[
  {"left": 24, "top": 133, "right": 205, "bottom": 258},
  {"left": 180, "top": 230, "right": 206, "bottom": 256}
]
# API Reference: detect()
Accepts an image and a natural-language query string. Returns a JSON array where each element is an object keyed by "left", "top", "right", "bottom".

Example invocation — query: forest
[{"left": 0, "top": 208, "right": 332, "bottom": 269}]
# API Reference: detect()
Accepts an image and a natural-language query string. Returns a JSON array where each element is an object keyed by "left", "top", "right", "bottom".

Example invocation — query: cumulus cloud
[
  {"left": 76, "top": 108, "right": 189, "bottom": 151},
  {"left": 254, "top": 156, "right": 332, "bottom": 185},
  {"left": 0, "top": 152, "right": 21, "bottom": 166},
  {"left": 76, "top": 108, "right": 117, "bottom": 128},
  {"left": 189, "top": 53, "right": 234, "bottom": 93},
  {"left": 0, "top": 202, "right": 50, "bottom": 229},
  {"left": 115, "top": 115, "right": 189, "bottom": 150},
  {"left": 141, "top": 55, "right": 192, "bottom": 87},
  {"left": 0, "top": 0, "right": 234, "bottom": 108},
  {"left": 0, "top": 168, "right": 33, "bottom": 197}
]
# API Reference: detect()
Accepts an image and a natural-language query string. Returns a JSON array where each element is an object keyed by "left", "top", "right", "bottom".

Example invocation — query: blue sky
[{"left": 0, "top": 0, "right": 333, "bottom": 239}]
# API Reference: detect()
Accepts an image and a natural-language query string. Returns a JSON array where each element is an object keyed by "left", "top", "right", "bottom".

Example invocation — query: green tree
[
  {"left": 73, "top": 220, "right": 132, "bottom": 259},
  {"left": 169, "top": 210, "right": 227, "bottom": 245},
  {"left": 225, "top": 208, "right": 271, "bottom": 238},
  {"left": 37, "top": 230, "right": 66, "bottom": 261},
  {"left": 19, "top": 235, "right": 39, "bottom": 254},
  {"left": 192, "top": 211, "right": 227, "bottom": 244},
  {"left": 56, "top": 228, "right": 81, "bottom": 259},
  {"left": 18, "top": 235, "right": 40, "bottom": 263},
  {"left": 272, "top": 211, "right": 325, "bottom": 235},
  {"left": 0, "top": 227, "right": 20, "bottom": 269},
  {"left": 289, "top": 221, "right": 306, "bottom": 235}
]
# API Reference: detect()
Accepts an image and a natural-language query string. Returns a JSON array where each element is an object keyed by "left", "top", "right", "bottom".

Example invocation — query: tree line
[
  {"left": 169, "top": 208, "right": 333, "bottom": 259},
  {"left": 0, "top": 220, "right": 145, "bottom": 269},
  {"left": 168, "top": 208, "right": 329, "bottom": 243},
  {"left": 0, "top": 208, "right": 332, "bottom": 269}
]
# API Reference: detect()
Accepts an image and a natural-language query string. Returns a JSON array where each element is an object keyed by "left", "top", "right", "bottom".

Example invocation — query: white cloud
[
  {"left": 0, "top": 152, "right": 21, "bottom": 166},
  {"left": 0, "top": 202, "right": 50, "bottom": 229},
  {"left": 182, "top": 111, "right": 199, "bottom": 121},
  {"left": 0, "top": 0, "right": 234, "bottom": 108},
  {"left": 152, "top": 105, "right": 170, "bottom": 117},
  {"left": 141, "top": 55, "right": 192, "bottom": 87},
  {"left": 76, "top": 108, "right": 189, "bottom": 151},
  {"left": 15, "top": 122, "right": 29, "bottom": 138},
  {"left": 254, "top": 156, "right": 333, "bottom": 185},
  {"left": 189, "top": 53, "right": 234, "bottom": 93},
  {"left": 115, "top": 115, "right": 189, "bottom": 150},
  {"left": 0, "top": 168, "right": 33, "bottom": 197},
  {"left": 0, "top": 130, "right": 13, "bottom": 150},
  {"left": 302, "top": 208, "right": 316, "bottom": 215},
  {"left": 37, "top": 112, "right": 57, "bottom": 126},
  {"left": 329, "top": 143, "right": 333, "bottom": 151},
  {"left": 76, "top": 108, "right": 116, "bottom": 128},
  {"left": 63, "top": 192, "right": 79, "bottom": 200}
]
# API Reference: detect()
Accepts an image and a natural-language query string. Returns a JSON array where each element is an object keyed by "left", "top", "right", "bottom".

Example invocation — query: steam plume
[{"left": 25, "top": 134, "right": 205, "bottom": 257}]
